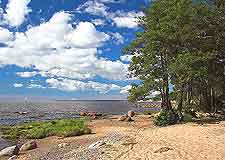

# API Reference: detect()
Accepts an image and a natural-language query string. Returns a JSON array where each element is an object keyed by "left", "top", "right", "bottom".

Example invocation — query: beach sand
[{"left": 7, "top": 115, "right": 225, "bottom": 160}]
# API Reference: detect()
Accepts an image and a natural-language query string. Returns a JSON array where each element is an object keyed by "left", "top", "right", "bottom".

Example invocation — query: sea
[
  {"left": 0, "top": 100, "right": 161, "bottom": 126},
  {"left": 0, "top": 100, "right": 160, "bottom": 150}
]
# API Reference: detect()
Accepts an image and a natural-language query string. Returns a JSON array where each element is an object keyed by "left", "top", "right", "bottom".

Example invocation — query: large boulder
[
  {"left": 118, "top": 115, "right": 128, "bottom": 121},
  {"left": 19, "top": 140, "right": 37, "bottom": 152},
  {"left": 118, "top": 115, "right": 134, "bottom": 122},
  {"left": 124, "top": 116, "right": 134, "bottom": 122},
  {"left": 128, "top": 110, "right": 135, "bottom": 117},
  {"left": 79, "top": 112, "right": 87, "bottom": 116},
  {"left": 0, "top": 146, "right": 19, "bottom": 157}
]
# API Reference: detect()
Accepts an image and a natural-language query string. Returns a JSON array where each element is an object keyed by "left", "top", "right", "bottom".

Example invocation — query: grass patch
[{"left": 0, "top": 119, "right": 91, "bottom": 140}]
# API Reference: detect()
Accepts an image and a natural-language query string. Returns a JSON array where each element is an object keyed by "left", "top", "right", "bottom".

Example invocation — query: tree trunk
[{"left": 177, "top": 84, "right": 184, "bottom": 121}]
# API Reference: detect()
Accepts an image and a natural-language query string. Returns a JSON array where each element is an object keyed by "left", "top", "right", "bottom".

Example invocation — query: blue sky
[{"left": 0, "top": 0, "right": 149, "bottom": 100}]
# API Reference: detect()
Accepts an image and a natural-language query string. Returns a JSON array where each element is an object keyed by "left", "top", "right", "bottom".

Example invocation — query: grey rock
[
  {"left": 128, "top": 110, "right": 135, "bottom": 117},
  {"left": 0, "top": 146, "right": 19, "bottom": 157},
  {"left": 20, "top": 140, "right": 37, "bottom": 152},
  {"left": 124, "top": 116, "right": 134, "bottom": 122},
  {"left": 118, "top": 114, "right": 128, "bottom": 121}
]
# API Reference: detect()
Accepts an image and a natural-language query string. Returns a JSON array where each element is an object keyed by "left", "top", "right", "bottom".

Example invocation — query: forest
[{"left": 125, "top": 0, "right": 225, "bottom": 125}]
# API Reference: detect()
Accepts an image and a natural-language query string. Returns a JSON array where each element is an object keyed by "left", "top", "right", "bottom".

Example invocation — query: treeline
[{"left": 125, "top": 0, "right": 225, "bottom": 123}]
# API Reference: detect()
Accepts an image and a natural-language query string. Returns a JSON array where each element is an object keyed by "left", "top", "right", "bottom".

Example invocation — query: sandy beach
[{"left": 7, "top": 115, "right": 225, "bottom": 160}]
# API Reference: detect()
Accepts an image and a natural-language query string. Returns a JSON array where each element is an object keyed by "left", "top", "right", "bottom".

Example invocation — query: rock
[
  {"left": 88, "top": 141, "right": 106, "bottom": 149},
  {"left": 0, "top": 146, "right": 19, "bottom": 157},
  {"left": 37, "top": 113, "right": 45, "bottom": 117},
  {"left": 91, "top": 115, "right": 97, "bottom": 120},
  {"left": 8, "top": 155, "right": 17, "bottom": 160},
  {"left": 58, "top": 143, "right": 69, "bottom": 148},
  {"left": 128, "top": 110, "right": 135, "bottom": 117},
  {"left": 118, "top": 115, "right": 128, "bottom": 121},
  {"left": 96, "top": 113, "right": 103, "bottom": 116},
  {"left": 15, "top": 111, "right": 28, "bottom": 115},
  {"left": 88, "top": 112, "right": 97, "bottom": 117},
  {"left": 154, "top": 147, "right": 173, "bottom": 153},
  {"left": 124, "top": 117, "right": 134, "bottom": 122},
  {"left": 20, "top": 140, "right": 37, "bottom": 152},
  {"left": 79, "top": 112, "right": 87, "bottom": 116}
]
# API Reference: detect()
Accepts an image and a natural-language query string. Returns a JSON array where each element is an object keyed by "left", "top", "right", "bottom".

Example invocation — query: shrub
[
  {"left": 1, "top": 119, "right": 91, "bottom": 140},
  {"left": 154, "top": 110, "right": 179, "bottom": 126},
  {"left": 182, "top": 113, "right": 193, "bottom": 122}
]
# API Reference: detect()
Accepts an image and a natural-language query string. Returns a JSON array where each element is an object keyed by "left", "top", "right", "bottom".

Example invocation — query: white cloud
[
  {"left": 4, "top": 0, "right": 32, "bottom": 27},
  {"left": 91, "top": 19, "right": 105, "bottom": 26},
  {"left": 46, "top": 78, "right": 120, "bottom": 94},
  {"left": 120, "top": 85, "right": 132, "bottom": 94},
  {"left": 111, "top": 11, "right": 144, "bottom": 28},
  {"left": 16, "top": 71, "right": 38, "bottom": 78},
  {"left": 66, "top": 22, "right": 110, "bottom": 48},
  {"left": 76, "top": 1, "right": 108, "bottom": 16},
  {"left": 110, "top": 32, "right": 124, "bottom": 45},
  {"left": 75, "top": 1, "right": 144, "bottom": 29},
  {"left": 12, "top": 11, "right": 72, "bottom": 50},
  {"left": 120, "top": 55, "right": 133, "bottom": 62},
  {"left": 13, "top": 83, "right": 23, "bottom": 88},
  {"left": 95, "top": 59, "right": 128, "bottom": 80},
  {"left": 0, "top": 27, "right": 13, "bottom": 43},
  {"left": 27, "top": 83, "right": 45, "bottom": 89},
  {"left": 0, "top": 11, "right": 128, "bottom": 81}
]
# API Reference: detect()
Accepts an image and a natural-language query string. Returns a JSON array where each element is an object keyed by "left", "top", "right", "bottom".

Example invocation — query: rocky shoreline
[{"left": 1, "top": 113, "right": 225, "bottom": 160}]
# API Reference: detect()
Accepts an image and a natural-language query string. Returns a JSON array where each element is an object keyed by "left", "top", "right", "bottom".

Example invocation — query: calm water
[
  {"left": 0, "top": 100, "right": 160, "bottom": 150},
  {"left": 0, "top": 100, "right": 160, "bottom": 125}
]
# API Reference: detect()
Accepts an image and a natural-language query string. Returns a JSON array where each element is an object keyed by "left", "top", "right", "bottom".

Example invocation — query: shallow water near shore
[
  {"left": 0, "top": 100, "right": 160, "bottom": 150},
  {"left": 0, "top": 100, "right": 160, "bottom": 125}
]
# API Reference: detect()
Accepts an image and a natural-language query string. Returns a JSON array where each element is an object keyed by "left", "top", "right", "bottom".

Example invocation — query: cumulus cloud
[
  {"left": 4, "top": 0, "right": 32, "bottom": 27},
  {"left": 111, "top": 11, "right": 144, "bottom": 28},
  {"left": 11, "top": 11, "right": 72, "bottom": 50},
  {"left": 110, "top": 32, "right": 124, "bottom": 45},
  {"left": 0, "top": 27, "right": 13, "bottom": 43},
  {"left": 76, "top": 1, "right": 144, "bottom": 29},
  {"left": 66, "top": 22, "right": 110, "bottom": 48},
  {"left": 46, "top": 78, "right": 120, "bottom": 94},
  {"left": 0, "top": 11, "right": 128, "bottom": 81},
  {"left": 76, "top": 1, "right": 108, "bottom": 16},
  {"left": 13, "top": 83, "right": 23, "bottom": 88}
]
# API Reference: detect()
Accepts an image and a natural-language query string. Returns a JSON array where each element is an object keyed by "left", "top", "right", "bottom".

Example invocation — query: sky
[{"left": 0, "top": 0, "right": 150, "bottom": 100}]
